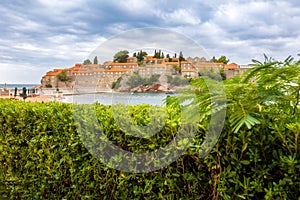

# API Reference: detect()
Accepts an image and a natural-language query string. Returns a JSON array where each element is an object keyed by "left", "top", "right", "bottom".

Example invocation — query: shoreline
[
  {"left": 0, "top": 95, "right": 62, "bottom": 103},
  {"left": 0, "top": 90, "right": 178, "bottom": 105}
]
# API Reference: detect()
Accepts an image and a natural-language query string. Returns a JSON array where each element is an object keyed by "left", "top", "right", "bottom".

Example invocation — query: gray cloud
[
  {"left": 88, "top": 28, "right": 209, "bottom": 64},
  {"left": 0, "top": 0, "right": 299, "bottom": 83}
]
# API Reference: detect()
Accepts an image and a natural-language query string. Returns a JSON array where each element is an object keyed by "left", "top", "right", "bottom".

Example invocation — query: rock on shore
[{"left": 115, "top": 74, "right": 182, "bottom": 93}]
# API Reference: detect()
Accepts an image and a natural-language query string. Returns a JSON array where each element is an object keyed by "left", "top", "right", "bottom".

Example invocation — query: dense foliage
[
  {"left": 198, "top": 68, "right": 226, "bottom": 81},
  {"left": 0, "top": 56, "right": 299, "bottom": 199},
  {"left": 166, "top": 75, "right": 190, "bottom": 86},
  {"left": 112, "top": 76, "right": 122, "bottom": 89},
  {"left": 56, "top": 70, "right": 71, "bottom": 83},
  {"left": 113, "top": 50, "right": 129, "bottom": 63},
  {"left": 127, "top": 73, "right": 160, "bottom": 88}
]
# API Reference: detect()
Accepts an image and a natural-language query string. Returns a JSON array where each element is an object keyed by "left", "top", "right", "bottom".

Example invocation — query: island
[{"left": 41, "top": 50, "right": 250, "bottom": 93}]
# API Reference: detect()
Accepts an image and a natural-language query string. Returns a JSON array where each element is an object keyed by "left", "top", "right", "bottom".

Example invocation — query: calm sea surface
[
  {"left": 0, "top": 83, "right": 39, "bottom": 89},
  {"left": 66, "top": 92, "right": 175, "bottom": 105}
]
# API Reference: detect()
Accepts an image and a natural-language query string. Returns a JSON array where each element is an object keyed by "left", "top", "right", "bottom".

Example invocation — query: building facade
[{"left": 41, "top": 57, "right": 251, "bottom": 89}]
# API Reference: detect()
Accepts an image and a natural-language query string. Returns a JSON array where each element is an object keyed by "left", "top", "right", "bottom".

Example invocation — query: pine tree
[
  {"left": 179, "top": 51, "right": 185, "bottom": 61},
  {"left": 139, "top": 50, "right": 143, "bottom": 61},
  {"left": 93, "top": 56, "right": 98, "bottom": 64}
]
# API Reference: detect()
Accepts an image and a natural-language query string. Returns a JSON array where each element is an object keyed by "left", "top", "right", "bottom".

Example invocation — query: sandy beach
[{"left": 0, "top": 94, "right": 62, "bottom": 103}]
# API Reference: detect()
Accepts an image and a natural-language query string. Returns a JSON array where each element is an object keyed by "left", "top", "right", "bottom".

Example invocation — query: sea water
[
  {"left": 66, "top": 92, "right": 175, "bottom": 106},
  {"left": 0, "top": 83, "right": 39, "bottom": 89}
]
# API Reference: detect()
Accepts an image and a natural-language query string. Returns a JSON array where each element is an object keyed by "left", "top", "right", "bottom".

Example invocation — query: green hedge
[{"left": 0, "top": 98, "right": 299, "bottom": 199}]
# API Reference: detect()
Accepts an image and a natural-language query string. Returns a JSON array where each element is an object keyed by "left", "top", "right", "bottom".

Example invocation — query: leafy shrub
[
  {"left": 166, "top": 75, "right": 189, "bottom": 86},
  {"left": 127, "top": 73, "right": 160, "bottom": 88},
  {"left": 112, "top": 76, "right": 122, "bottom": 89},
  {"left": 198, "top": 68, "right": 224, "bottom": 81},
  {"left": 45, "top": 83, "right": 52, "bottom": 88}
]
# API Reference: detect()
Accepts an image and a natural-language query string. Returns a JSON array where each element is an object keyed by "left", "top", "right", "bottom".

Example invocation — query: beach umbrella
[
  {"left": 22, "top": 87, "right": 27, "bottom": 100},
  {"left": 14, "top": 87, "right": 17, "bottom": 98}
]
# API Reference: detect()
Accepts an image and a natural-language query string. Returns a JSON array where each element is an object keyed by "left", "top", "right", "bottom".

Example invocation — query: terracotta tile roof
[
  {"left": 65, "top": 64, "right": 82, "bottom": 71},
  {"left": 225, "top": 63, "right": 238, "bottom": 69},
  {"left": 145, "top": 56, "right": 165, "bottom": 61},
  {"left": 104, "top": 68, "right": 132, "bottom": 72},
  {"left": 180, "top": 61, "right": 192, "bottom": 64},
  {"left": 43, "top": 63, "right": 84, "bottom": 78},
  {"left": 73, "top": 68, "right": 132, "bottom": 74},
  {"left": 45, "top": 70, "right": 62, "bottom": 76},
  {"left": 145, "top": 56, "right": 154, "bottom": 60},
  {"left": 72, "top": 67, "right": 81, "bottom": 71},
  {"left": 162, "top": 62, "right": 179, "bottom": 65},
  {"left": 105, "top": 62, "right": 138, "bottom": 66},
  {"left": 181, "top": 69, "right": 196, "bottom": 72}
]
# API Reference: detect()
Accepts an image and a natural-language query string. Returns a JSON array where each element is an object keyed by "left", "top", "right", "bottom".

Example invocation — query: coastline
[
  {"left": 0, "top": 94, "right": 61, "bottom": 103},
  {"left": 0, "top": 87, "right": 178, "bottom": 105}
]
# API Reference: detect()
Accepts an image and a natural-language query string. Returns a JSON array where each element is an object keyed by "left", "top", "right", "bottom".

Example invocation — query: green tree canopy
[
  {"left": 134, "top": 50, "right": 148, "bottom": 62},
  {"left": 57, "top": 70, "right": 70, "bottom": 82},
  {"left": 198, "top": 68, "right": 223, "bottom": 81},
  {"left": 210, "top": 56, "right": 230, "bottom": 64},
  {"left": 83, "top": 59, "right": 92, "bottom": 65},
  {"left": 113, "top": 50, "right": 129, "bottom": 63}
]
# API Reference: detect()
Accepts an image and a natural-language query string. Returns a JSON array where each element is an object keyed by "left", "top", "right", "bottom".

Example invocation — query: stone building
[{"left": 41, "top": 56, "right": 252, "bottom": 90}]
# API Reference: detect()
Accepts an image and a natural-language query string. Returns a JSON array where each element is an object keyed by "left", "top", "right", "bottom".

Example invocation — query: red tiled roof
[
  {"left": 45, "top": 70, "right": 62, "bottom": 76},
  {"left": 105, "top": 62, "right": 138, "bottom": 66},
  {"left": 73, "top": 68, "right": 132, "bottom": 74},
  {"left": 104, "top": 68, "right": 132, "bottom": 72},
  {"left": 145, "top": 56, "right": 165, "bottom": 61},
  {"left": 145, "top": 56, "right": 154, "bottom": 60},
  {"left": 181, "top": 69, "right": 196, "bottom": 72},
  {"left": 180, "top": 61, "right": 192, "bottom": 64},
  {"left": 162, "top": 62, "right": 179, "bottom": 65},
  {"left": 225, "top": 63, "right": 238, "bottom": 69}
]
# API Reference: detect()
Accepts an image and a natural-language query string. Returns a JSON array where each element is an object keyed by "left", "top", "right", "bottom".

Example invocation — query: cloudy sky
[{"left": 1, "top": 0, "right": 300, "bottom": 83}]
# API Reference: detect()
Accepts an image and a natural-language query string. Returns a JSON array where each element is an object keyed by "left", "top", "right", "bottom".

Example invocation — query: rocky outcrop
[
  {"left": 130, "top": 83, "right": 169, "bottom": 93},
  {"left": 114, "top": 74, "right": 188, "bottom": 93}
]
